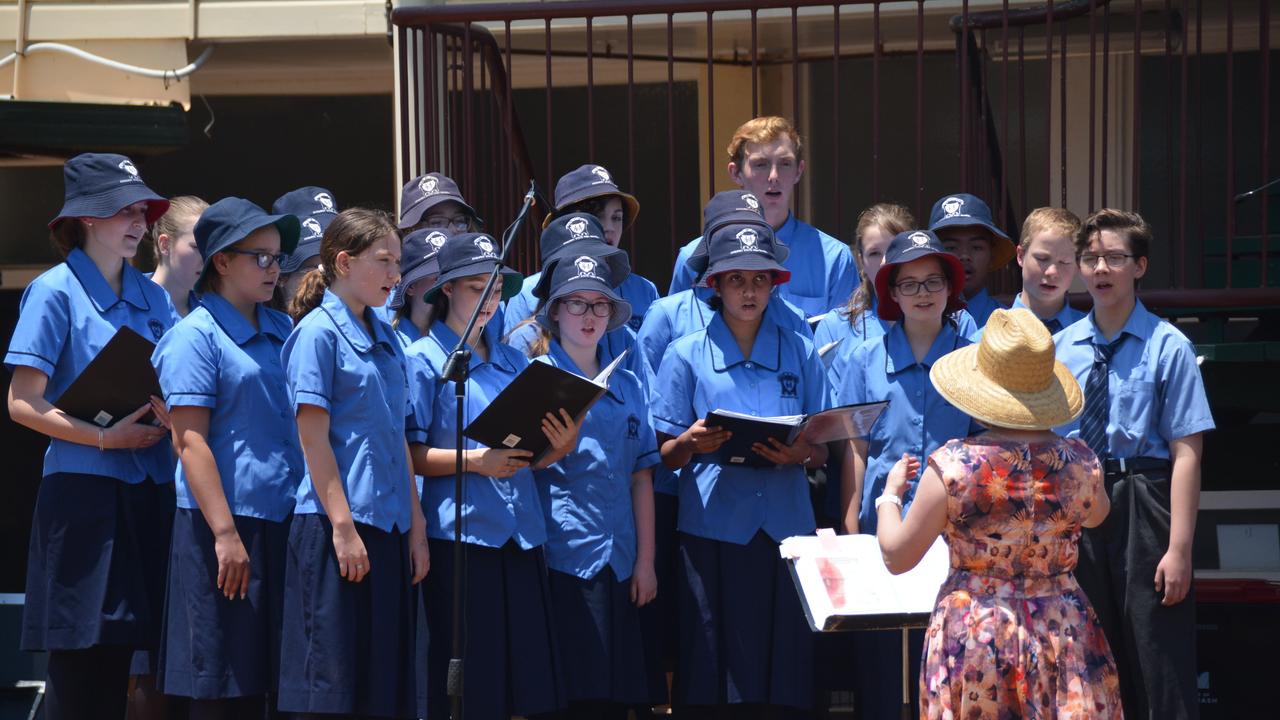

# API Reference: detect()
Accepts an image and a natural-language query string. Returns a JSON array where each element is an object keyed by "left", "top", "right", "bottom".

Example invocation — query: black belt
[{"left": 1102, "top": 457, "right": 1171, "bottom": 477}]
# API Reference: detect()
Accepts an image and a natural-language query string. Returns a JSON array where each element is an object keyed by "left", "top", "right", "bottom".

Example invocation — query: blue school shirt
[
  {"left": 962, "top": 288, "right": 1006, "bottom": 328},
  {"left": 651, "top": 310, "right": 830, "bottom": 545},
  {"left": 405, "top": 319, "right": 547, "bottom": 549},
  {"left": 5, "top": 248, "right": 177, "bottom": 484},
  {"left": 533, "top": 340, "right": 660, "bottom": 580},
  {"left": 820, "top": 303, "right": 979, "bottom": 388},
  {"left": 668, "top": 212, "right": 858, "bottom": 318},
  {"left": 282, "top": 289, "right": 414, "bottom": 533},
  {"left": 1052, "top": 300, "right": 1215, "bottom": 460},
  {"left": 393, "top": 318, "right": 423, "bottom": 350},
  {"left": 152, "top": 293, "right": 301, "bottom": 521},
  {"left": 503, "top": 271, "right": 660, "bottom": 337},
  {"left": 144, "top": 272, "right": 199, "bottom": 323},
  {"left": 836, "top": 322, "right": 980, "bottom": 533},
  {"left": 972, "top": 292, "right": 1086, "bottom": 341}
]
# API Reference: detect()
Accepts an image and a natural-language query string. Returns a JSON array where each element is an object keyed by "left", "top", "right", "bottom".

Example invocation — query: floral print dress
[{"left": 921, "top": 437, "right": 1123, "bottom": 719}]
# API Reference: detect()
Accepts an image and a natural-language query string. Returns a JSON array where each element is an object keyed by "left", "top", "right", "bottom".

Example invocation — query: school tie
[
  {"left": 1080, "top": 337, "right": 1123, "bottom": 458},
  {"left": 1043, "top": 317, "right": 1063, "bottom": 334}
]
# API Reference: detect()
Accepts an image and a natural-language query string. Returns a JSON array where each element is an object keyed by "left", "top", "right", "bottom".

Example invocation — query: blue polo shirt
[
  {"left": 533, "top": 340, "right": 659, "bottom": 580},
  {"left": 503, "top": 271, "right": 660, "bottom": 336},
  {"left": 651, "top": 310, "right": 829, "bottom": 545},
  {"left": 405, "top": 319, "right": 547, "bottom": 550},
  {"left": 392, "top": 317, "right": 424, "bottom": 350},
  {"left": 816, "top": 301, "right": 980, "bottom": 387},
  {"left": 283, "top": 289, "right": 415, "bottom": 533},
  {"left": 836, "top": 322, "right": 980, "bottom": 533},
  {"left": 971, "top": 293, "right": 1085, "bottom": 341},
  {"left": 153, "top": 293, "right": 301, "bottom": 521},
  {"left": 668, "top": 212, "right": 858, "bottom": 318},
  {"left": 1053, "top": 300, "right": 1215, "bottom": 459},
  {"left": 5, "top": 248, "right": 177, "bottom": 484},
  {"left": 961, "top": 287, "right": 1007, "bottom": 328}
]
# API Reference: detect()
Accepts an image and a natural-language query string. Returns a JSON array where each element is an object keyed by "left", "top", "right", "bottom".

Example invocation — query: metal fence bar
[
  {"left": 1178, "top": 0, "right": 1188, "bottom": 287},
  {"left": 627, "top": 14, "right": 637, "bottom": 256},
  {"left": 960, "top": 0, "right": 970, "bottom": 190},
  {"left": 1225, "top": 0, "right": 1234, "bottom": 288},
  {"left": 1059, "top": 19, "right": 1067, "bottom": 207},
  {"left": 1131, "top": 0, "right": 1142, "bottom": 212},
  {"left": 1018, "top": 25, "right": 1027, "bottom": 218},
  {"left": 751, "top": 8, "right": 759, "bottom": 116},
  {"left": 667, "top": 13, "right": 676, "bottom": 254},
  {"left": 545, "top": 19, "right": 554, "bottom": 193},
  {"left": 916, "top": 0, "right": 924, "bottom": 217},
  {"left": 706, "top": 10, "right": 715, "bottom": 201},
  {"left": 1260, "top": 0, "right": 1270, "bottom": 287},
  {"left": 587, "top": 15, "right": 595, "bottom": 159},
  {"left": 1101, "top": 0, "right": 1110, "bottom": 206},
  {"left": 871, "top": 1, "right": 880, "bottom": 204},
  {"left": 1088, "top": 0, "right": 1096, "bottom": 210},
  {"left": 463, "top": 23, "right": 475, "bottom": 203},
  {"left": 1001, "top": 0, "right": 1010, "bottom": 224},
  {"left": 791, "top": 7, "right": 800, "bottom": 129},
  {"left": 1164, "top": 0, "right": 1175, "bottom": 286},
  {"left": 1044, "top": 0, "right": 1053, "bottom": 206},
  {"left": 833, "top": 3, "right": 841, "bottom": 234}
]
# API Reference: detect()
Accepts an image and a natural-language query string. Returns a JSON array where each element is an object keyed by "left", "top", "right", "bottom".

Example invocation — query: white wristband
[{"left": 874, "top": 494, "right": 902, "bottom": 511}]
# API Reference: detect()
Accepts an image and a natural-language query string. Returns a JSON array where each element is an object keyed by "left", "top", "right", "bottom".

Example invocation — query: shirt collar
[
  {"left": 66, "top": 247, "right": 151, "bottom": 313},
  {"left": 320, "top": 289, "right": 396, "bottom": 353},
  {"left": 1012, "top": 292, "right": 1076, "bottom": 330},
  {"left": 884, "top": 320, "right": 963, "bottom": 375},
  {"left": 429, "top": 317, "right": 519, "bottom": 374},
  {"left": 1081, "top": 298, "right": 1158, "bottom": 346},
  {"left": 201, "top": 292, "right": 290, "bottom": 346},
  {"left": 705, "top": 310, "right": 782, "bottom": 372},
  {"left": 774, "top": 211, "right": 798, "bottom": 243}
]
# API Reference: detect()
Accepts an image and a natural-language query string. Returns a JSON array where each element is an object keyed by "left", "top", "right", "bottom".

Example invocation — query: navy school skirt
[
  {"left": 423, "top": 538, "right": 564, "bottom": 719},
  {"left": 22, "top": 472, "right": 173, "bottom": 653},
  {"left": 278, "top": 514, "right": 418, "bottom": 718},
  {"left": 675, "top": 531, "right": 815, "bottom": 710},
  {"left": 548, "top": 566, "right": 665, "bottom": 706},
  {"left": 641, "top": 491, "right": 679, "bottom": 673},
  {"left": 159, "top": 508, "right": 288, "bottom": 699}
]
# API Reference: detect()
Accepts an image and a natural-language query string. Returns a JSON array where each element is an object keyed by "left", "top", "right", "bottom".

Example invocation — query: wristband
[
  {"left": 98, "top": 427, "right": 105, "bottom": 452},
  {"left": 874, "top": 494, "right": 902, "bottom": 511}
]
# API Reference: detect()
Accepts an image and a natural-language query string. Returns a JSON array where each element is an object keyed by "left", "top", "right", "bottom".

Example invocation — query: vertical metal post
[
  {"left": 587, "top": 15, "right": 595, "bottom": 159},
  {"left": 751, "top": 8, "right": 759, "bottom": 117},
  {"left": 1259, "top": 0, "right": 1270, "bottom": 286},
  {"left": 917, "top": 0, "right": 925, "bottom": 217},
  {"left": 668, "top": 13, "right": 677, "bottom": 254},
  {"left": 1225, "top": 0, "right": 1234, "bottom": 288},
  {"left": 1001, "top": 0, "right": 1010, "bottom": 223},
  {"left": 1132, "top": 0, "right": 1143, "bottom": 211},
  {"left": 463, "top": 23, "right": 475, "bottom": 204},
  {"left": 1045, "top": 0, "right": 1053, "bottom": 206},
  {"left": 627, "top": 14, "right": 637, "bottom": 256},
  {"left": 545, "top": 19, "right": 554, "bottom": 194},
  {"left": 1088, "top": 0, "right": 1097, "bottom": 210},
  {"left": 1060, "top": 20, "right": 1068, "bottom": 207},
  {"left": 1179, "top": 0, "right": 1189, "bottom": 287},
  {"left": 707, "top": 10, "right": 715, "bottom": 201},
  {"left": 1018, "top": 26, "right": 1028, "bottom": 216},
  {"left": 872, "top": 1, "right": 881, "bottom": 204},
  {"left": 960, "top": 0, "right": 970, "bottom": 190},
  {"left": 1101, "top": 0, "right": 1111, "bottom": 205},
  {"left": 833, "top": 3, "right": 842, "bottom": 234}
]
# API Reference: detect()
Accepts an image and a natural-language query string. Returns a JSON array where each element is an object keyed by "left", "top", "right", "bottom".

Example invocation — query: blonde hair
[
  {"left": 726, "top": 116, "right": 803, "bottom": 166},
  {"left": 1019, "top": 207, "right": 1081, "bottom": 250},
  {"left": 147, "top": 196, "right": 209, "bottom": 264},
  {"left": 844, "top": 203, "right": 914, "bottom": 326}
]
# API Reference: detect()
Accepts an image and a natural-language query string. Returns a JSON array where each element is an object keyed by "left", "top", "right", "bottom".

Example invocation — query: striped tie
[
  {"left": 1080, "top": 338, "right": 1122, "bottom": 458},
  {"left": 1044, "top": 317, "right": 1063, "bottom": 334}
]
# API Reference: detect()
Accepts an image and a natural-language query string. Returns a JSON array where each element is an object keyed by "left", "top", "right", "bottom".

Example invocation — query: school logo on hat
[
  {"left": 626, "top": 414, "right": 640, "bottom": 440},
  {"left": 473, "top": 235, "right": 496, "bottom": 257},
  {"left": 426, "top": 230, "right": 448, "bottom": 251},
  {"left": 733, "top": 227, "right": 763, "bottom": 254},
  {"left": 301, "top": 217, "right": 324, "bottom": 240},
  {"left": 590, "top": 166, "right": 612, "bottom": 184},
  {"left": 779, "top": 372, "right": 799, "bottom": 399},
  {"left": 941, "top": 196, "right": 968, "bottom": 219},
  {"left": 118, "top": 159, "right": 141, "bottom": 183},
  {"left": 910, "top": 231, "right": 931, "bottom": 247},
  {"left": 742, "top": 193, "right": 760, "bottom": 210},
  {"left": 419, "top": 175, "right": 441, "bottom": 196},
  {"left": 573, "top": 255, "right": 601, "bottom": 279},
  {"left": 565, "top": 216, "right": 591, "bottom": 239},
  {"left": 314, "top": 192, "right": 336, "bottom": 213}
]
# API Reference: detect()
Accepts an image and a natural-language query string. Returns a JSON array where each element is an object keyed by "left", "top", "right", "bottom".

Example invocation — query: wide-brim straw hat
[{"left": 929, "top": 307, "right": 1083, "bottom": 430}]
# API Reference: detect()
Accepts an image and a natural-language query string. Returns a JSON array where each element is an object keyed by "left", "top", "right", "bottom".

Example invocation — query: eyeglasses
[
  {"left": 225, "top": 249, "right": 286, "bottom": 268},
  {"left": 1078, "top": 253, "right": 1134, "bottom": 269},
  {"left": 421, "top": 215, "right": 472, "bottom": 232},
  {"left": 894, "top": 276, "right": 947, "bottom": 296},
  {"left": 561, "top": 298, "right": 615, "bottom": 318}
]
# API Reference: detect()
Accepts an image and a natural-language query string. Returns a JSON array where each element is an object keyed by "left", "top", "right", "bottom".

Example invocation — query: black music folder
[
  {"left": 464, "top": 349, "right": 629, "bottom": 464},
  {"left": 53, "top": 326, "right": 162, "bottom": 427},
  {"left": 698, "top": 400, "right": 888, "bottom": 468}
]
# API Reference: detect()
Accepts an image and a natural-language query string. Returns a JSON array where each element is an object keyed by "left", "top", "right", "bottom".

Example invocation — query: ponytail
[
  {"left": 288, "top": 207, "right": 396, "bottom": 323},
  {"left": 844, "top": 203, "right": 914, "bottom": 328},
  {"left": 289, "top": 266, "right": 332, "bottom": 323}
]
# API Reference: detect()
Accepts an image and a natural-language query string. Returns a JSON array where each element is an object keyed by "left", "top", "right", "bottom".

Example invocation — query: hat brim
[
  {"left": 929, "top": 216, "right": 1017, "bottom": 270},
  {"left": 389, "top": 259, "right": 441, "bottom": 310},
  {"left": 197, "top": 214, "right": 301, "bottom": 288},
  {"left": 535, "top": 279, "right": 633, "bottom": 334},
  {"left": 50, "top": 183, "right": 169, "bottom": 229},
  {"left": 703, "top": 255, "right": 792, "bottom": 286},
  {"left": 399, "top": 194, "right": 482, "bottom": 230},
  {"left": 541, "top": 190, "right": 641, "bottom": 231},
  {"left": 534, "top": 250, "right": 631, "bottom": 300},
  {"left": 929, "top": 345, "right": 1083, "bottom": 430},
  {"left": 424, "top": 262, "right": 523, "bottom": 303},
  {"left": 874, "top": 249, "right": 968, "bottom": 322},
  {"left": 281, "top": 238, "right": 323, "bottom": 274}
]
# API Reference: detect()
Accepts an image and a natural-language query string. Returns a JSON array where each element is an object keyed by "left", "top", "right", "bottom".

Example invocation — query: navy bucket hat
[
  {"left": 542, "top": 164, "right": 640, "bottom": 230},
  {"left": 701, "top": 221, "right": 791, "bottom": 286},
  {"left": 398, "top": 172, "right": 480, "bottom": 230},
  {"left": 687, "top": 190, "right": 768, "bottom": 281},
  {"left": 927, "top": 192, "right": 1016, "bottom": 270},
  {"left": 273, "top": 186, "right": 338, "bottom": 273},
  {"left": 423, "top": 232, "right": 523, "bottom": 303},
  {"left": 50, "top": 153, "right": 169, "bottom": 229},
  {"left": 389, "top": 229, "right": 450, "bottom": 310},
  {"left": 534, "top": 253, "right": 633, "bottom": 334},
  {"left": 873, "top": 229, "right": 967, "bottom": 322},
  {"left": 538, "top": 212, "right": 630, "bottom": 281},
  {"left": 194, "top": 197, "right": 301, "bottom": 288}
]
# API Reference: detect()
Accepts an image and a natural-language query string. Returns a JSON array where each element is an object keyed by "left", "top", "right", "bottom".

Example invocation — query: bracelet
[
  {"left": 874, "top": 494, "right": 902, "bottom": 511},
  {"left": 97, "top": 427, "right": 105, "bottom": 452}
]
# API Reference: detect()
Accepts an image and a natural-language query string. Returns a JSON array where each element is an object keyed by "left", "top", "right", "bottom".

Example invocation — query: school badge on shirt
[{"left": 779, "top": 372, "right": 799, "bottom": 398}]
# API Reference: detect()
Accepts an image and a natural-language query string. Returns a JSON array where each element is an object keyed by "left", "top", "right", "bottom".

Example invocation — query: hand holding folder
[
  {"left": 698, "top": 400, "right": 888, "bottom": 468},
  {"left": 53, "top": 326, "right": 164, "bottom": 428}
]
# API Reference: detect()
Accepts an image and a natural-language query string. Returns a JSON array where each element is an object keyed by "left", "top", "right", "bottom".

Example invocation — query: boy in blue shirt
[
  {"left": 1054, "top": 208, "right": 1214, "bottom": 719},
  {"left": 928, "top": 192, "right": 1016, "bottom": 327}
]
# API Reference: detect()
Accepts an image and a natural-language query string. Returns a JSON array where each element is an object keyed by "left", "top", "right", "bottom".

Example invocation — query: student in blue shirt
[
  {"left": 387, "top": 228, "right": 448, "bottom": 348},
  {"left": 667, "top": 116, "right": 858, "bottom": 318},
  {"left": 404, "top": 232, "right": 580, "bottom": 720},
  {"left": 652, "top": 221, "right": 829, "bottom": 716},
  {"left": 526, "top": 253, "right": 665, "bottom": 717},
  {"left": 1006, "top": 206, "right": 1085, "bottom": 333},
  {"left": 398, "top": 171, "right": 482, "bottom": 234},
  {"left": 836, "top": 229, "right": 980, "bottom": 719},
  {"left": 1053, "top": 209, "right": 1214, "bottom": 719},
  {"left": 273, "top": 186, "right": 339, "bottom": 309},
  {"left": 928, "top": 192, "right": 1016, "bottom": 328},
  {"left": 151, "top": 198, "right": 303, "bottom": 718},
  {"left": 504, "top": 164, "right": 658, "bottom": 335},
  {"left": 143, "top": 195, "right": 208, "bottom": 319},
  {"left": 5, "top": 153, "right": 175, "bottom": 720},
  {"left": 279, "top": 208, "right": 431, "bottom": 719}
]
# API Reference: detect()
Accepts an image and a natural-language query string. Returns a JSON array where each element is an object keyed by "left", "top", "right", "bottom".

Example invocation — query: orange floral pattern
[{"left": 920, "top": 437, "right": 1123, "bottom": 719}]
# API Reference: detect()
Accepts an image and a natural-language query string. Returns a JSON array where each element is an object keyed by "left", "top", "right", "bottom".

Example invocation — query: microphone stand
[{"left": 442, "top": 180, "right": 537, "bottom": 720}]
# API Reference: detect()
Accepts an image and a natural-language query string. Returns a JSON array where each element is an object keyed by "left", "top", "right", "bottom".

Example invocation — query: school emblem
[
  {"left": 565, "top": 216, "right": 591, "bottom": 239},
  {"left": 779, "top": 372, "right": 799, "bottom": 399},
  {"left": 741, "top": 193, "right": 760, "bottom": 210},
  {"left": 734, "top": 227, "right": 763, "bottom": 253},
  {"left": 425, "top": 231, "right": 448, "bottom": 250},
  {"left": 147, "top": 318, "right": 166, "bottom": 341},
  {"left": 941, "top": 196, "right": 966, "bottom": 218},
  {"left": 590, "top": 166, "right": 612, "bottom": 184},
  {"left": 419, "top": 175, "right": 441, "bottom": 196},
  {"left": 573, "top": 255, "right": 600, "bottom": 279},
  {"left": 313, "top": 192, "right": 336, "bottom": 213},
  {"left": 909, "top": 231, "right": 931, "bottom": 247},
  {"left": 118, "top": 160, "right": 141, "bottom": 183},
  {"left": 626, "top": 414, "right": 640, "bottom": 440},
  {"left": 301, "top": 217, "right": 324, "bottom": 240},
  {"left": 473, "top": 236, "right": 495, "bottom": 257}
]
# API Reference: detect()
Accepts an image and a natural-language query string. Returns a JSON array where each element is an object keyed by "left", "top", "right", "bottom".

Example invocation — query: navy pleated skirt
[
  {"left": 675, "top": 531, "right": 815, "bottom": 710},
  {"left": 277, "top": 514, "right": 418, "bottom": 718},
  {"left": 548, "top": 566, "right": 665, "bottom": 706},
  {"left": 22, "top": 473, "right": 172, "bottom": 653},
  {"left": 423, "top": 539, "right": 564, "bottom": 719},
  {"left": 159, "top": 508, "right": 288, "bottom": 699}
]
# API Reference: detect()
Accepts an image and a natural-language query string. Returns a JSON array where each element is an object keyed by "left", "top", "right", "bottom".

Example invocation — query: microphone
[{"left": 1235, "top": 177, "right": 1280, "bottom": 204}]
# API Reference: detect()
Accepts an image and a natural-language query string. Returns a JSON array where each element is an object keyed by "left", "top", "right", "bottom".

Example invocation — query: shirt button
[
  {"left": 756, "top": 491, "right": 763, "bottom": 497},
  {"left": 913, "top": 417, "right": 922, "bottom": 426},
  {"left": 745, "top": 362, "right": 754, "bottom": 369},
  {"left": 915, "top": 390, "right": 923, "bottom": 398}
]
